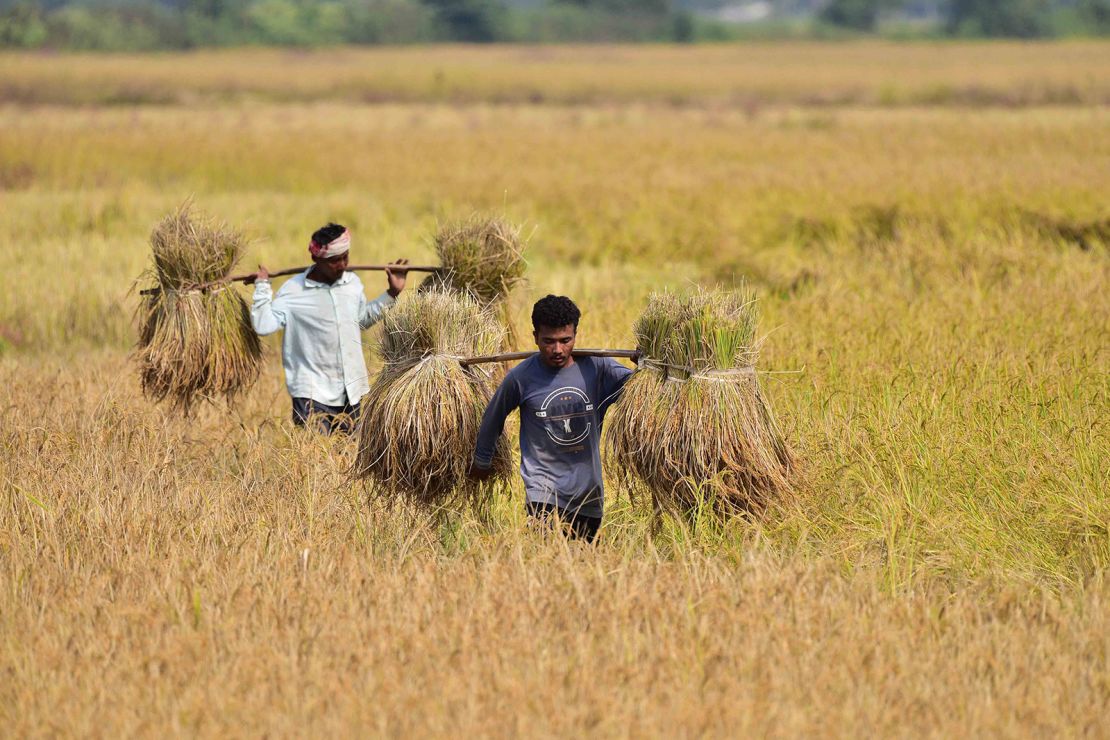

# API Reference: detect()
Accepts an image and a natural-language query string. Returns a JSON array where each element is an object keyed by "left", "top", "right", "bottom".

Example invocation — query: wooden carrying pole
[
  {"left": 461, "top": 349, "right": 638, "bottom": 366},
  {"left": 226, "top": 264, "right": 440, "bottom": 283},
  {"left": 140, "top": 264, "right": 440, "bottom": 295}
]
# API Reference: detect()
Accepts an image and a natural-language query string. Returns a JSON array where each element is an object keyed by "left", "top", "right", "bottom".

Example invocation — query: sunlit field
[
  {"left": 3, "top": 42, "right": 1110, "bottom": 106},
  {"left": 1, "top": 44, "right": 1108, "bottom": 735}
]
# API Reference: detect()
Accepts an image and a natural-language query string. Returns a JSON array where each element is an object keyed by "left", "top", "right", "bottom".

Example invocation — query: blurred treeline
[{"left": 1, "top": 0, "right": 1108, "bottom": 49}]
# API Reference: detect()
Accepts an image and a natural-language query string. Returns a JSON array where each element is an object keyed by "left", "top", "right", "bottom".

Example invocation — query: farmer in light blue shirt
[
  {"left": 248, "top": 222, "right": 409, "bottom": 434},
  {"left": 470, "top": 295, "right": 635, "bottom": 542}
]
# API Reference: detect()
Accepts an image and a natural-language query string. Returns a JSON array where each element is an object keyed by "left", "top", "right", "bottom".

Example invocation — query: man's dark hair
[
  {"left": 532, "top": 295, "right": 580, "bottom": 331},
  {"left": 312, "top": 222, "right": 346, "bottom": 246}
]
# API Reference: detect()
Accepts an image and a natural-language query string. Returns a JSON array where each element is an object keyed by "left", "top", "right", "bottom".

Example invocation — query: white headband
[{"left": 309, "top": 229, "right": 350, "bottom": 259}]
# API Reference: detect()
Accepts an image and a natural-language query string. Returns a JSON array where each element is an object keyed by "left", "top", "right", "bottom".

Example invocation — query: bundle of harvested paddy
[
  {"left": 135, "top": 204, "right": 261, "bottom": 412},
  {"left": 421, "top": 215, "right": 527, "bottom": 303},
  {"left": 354, "top": 289, "right": 513, "bottom": 510},
  {"left": 419, "top": 214, "right": 528, "bottom": 353},
  {"left": 604, "top": 288, "right": 795, "bottom": 516}
]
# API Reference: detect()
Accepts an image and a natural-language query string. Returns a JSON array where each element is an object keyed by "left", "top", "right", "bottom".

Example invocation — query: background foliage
[{"left": 2, "top": 0, "right": 1110, "bottom": 48}]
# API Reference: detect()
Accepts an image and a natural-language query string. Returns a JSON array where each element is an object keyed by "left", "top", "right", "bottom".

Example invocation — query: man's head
[
  {"left": 309, "top": 223, "right": 350, "bottom": 283},
  {"left": 532, "top": 295, "right": 580, "bottom": 369}
]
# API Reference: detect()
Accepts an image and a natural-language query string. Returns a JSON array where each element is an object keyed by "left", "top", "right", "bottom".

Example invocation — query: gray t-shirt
[{"left": 473, "top": 355, "right": 632, "bottom": 518}]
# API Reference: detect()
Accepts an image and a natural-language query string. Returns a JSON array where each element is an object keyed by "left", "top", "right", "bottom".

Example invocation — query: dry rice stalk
[
  {"left": 604, "top": 288, "right": 795, "bottom": 517},
  {"left": 134, "top": 203, "right": 261, "bottom": 412},
  {"left": 354, "top": 289, "right": 513, "bottom": 510}
]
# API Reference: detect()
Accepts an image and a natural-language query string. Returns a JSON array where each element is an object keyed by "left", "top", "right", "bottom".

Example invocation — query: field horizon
[
  {"left": 4, "top": 41, "right": 1110, "bottom": 108},
  {"left": 1, "top": 43, "right": 1108, "bottom": 736}
]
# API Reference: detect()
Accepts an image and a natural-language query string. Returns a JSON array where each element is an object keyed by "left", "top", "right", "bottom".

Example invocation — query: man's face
[
  {"left": 312, "top": 252, "right": 349, "bottom": 283},
  {"left": 534, "top": 324, "right": 576, "bottom": 369}
]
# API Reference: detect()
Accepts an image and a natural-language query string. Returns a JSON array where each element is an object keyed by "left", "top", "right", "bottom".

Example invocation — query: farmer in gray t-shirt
[{"left": 469, "top": 295, "right": 634, "bottom": 542}]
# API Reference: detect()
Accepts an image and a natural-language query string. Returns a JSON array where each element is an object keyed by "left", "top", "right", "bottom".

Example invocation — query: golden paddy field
[{"left": 1, "top": 43, "right": 1108, "bottom": 735}]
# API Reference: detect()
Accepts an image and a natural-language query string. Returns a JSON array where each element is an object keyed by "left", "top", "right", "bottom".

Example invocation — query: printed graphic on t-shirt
[{"left": 535, "top": 386, "right": 594, "bottom": 449}]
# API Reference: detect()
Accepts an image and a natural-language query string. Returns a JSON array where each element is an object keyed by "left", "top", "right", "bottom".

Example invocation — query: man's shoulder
[
  {"left": 577, "top": 355, "right": 602, "bottom": 368},
  {"left": 276, "top": 272, "right": 308, "bottom": 295},
  {"left": 588, "top": 354, "right": 630, "bottom": 372},
  {"left": 574, "top": 354, "right": 614, "bottom": 374},
  {"left": 331, "top": 272, "right": 368, "bottom": 298},
  {"left": 504, "top": 355, "right": 535, "bottom": 380},
  {"left": 503, "top": 355, "right": 543, "bottom": 386},
  {"left": 578, "top": 355, "right": 631, "bottom": 386}
]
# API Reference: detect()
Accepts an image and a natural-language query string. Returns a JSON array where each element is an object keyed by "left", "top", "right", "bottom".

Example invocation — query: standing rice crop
[
  {"left": 135, "top": 204, "right": 261, "bottom": 412},
  {"left": 354, "top": 289, "right": 513, "bottom": 510},
  {"left": 604, "top": 288, "right": 795, "bottom": 516}
]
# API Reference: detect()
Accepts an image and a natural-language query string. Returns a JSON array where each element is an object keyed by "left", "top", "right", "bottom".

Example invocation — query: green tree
[
  {"left": 540, "top": 0, "right": 673, "bottom": 41},
  {"left": 819, "top": 0, "right": 891, "bottom": 31},
  {"left": 306, "top": 0, "right": 348, "bottom": 38},
  {"left": 46, "top": 4, "right": 171, "bottom": 50},
  {"left": 244, "top": 0, "right": 304, "bottom": 43},
  {"left": 344, "top": 0, "right": 436, "bottom": 43},
  {"left": 555, "top": 0, "right": 668, "bottom": 13},
  {"left": 1078, "top": 0, "right": 1110, "bottom": 32},
  {"left": 422, "top": 0, "right": 506, "bottom": 41},
  {"left": 183, "top": 0, "right": 249, "bottom": 46},
  {"left": 945, "top": 0, "right": 1054, "bottom": 37},
  {"left": 0, "top": 3, "right": 47, "bottom": 47},
  {"left": 671, "top": 9, "right": 693, "bottom": 41}
]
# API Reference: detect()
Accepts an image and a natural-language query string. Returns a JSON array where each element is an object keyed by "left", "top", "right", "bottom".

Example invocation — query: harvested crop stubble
[
  {"left": 605, "top": 289, "right": 795, "bottom": 515},
  {"left": 135, "top": 205, "right": 261, "bottom": 412},
  {"left": 354, "top": 290, "right": 513, "bottom": 510}
]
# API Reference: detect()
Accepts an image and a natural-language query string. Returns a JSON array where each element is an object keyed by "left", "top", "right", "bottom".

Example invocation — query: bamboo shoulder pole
[
  {"left": 226, "top": 264, "right": 441, "bottom": 284},
  {"left": 461, "top": 348, "right": 638, "bottom": 366},
  {"left": 140, "top": 264, "right": 441, "bottom": 295}
]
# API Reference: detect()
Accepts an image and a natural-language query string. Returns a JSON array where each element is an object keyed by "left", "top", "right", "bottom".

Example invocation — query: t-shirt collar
[{"left": 538, "top": 356, "right": 576, "bottom": 374}]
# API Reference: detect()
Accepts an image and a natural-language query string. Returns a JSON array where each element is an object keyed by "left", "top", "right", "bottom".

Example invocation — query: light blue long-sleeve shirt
[{"left": 251, "top": 269, "right": 395, "bottom": 406}]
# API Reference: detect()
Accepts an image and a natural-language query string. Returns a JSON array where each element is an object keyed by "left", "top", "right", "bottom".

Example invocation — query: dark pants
[
  {"left": 292, "top": 397, "right": 360, "bottom": 436},
  {"left": 526, "top": 501, "right": 602, "bottom": 543}
]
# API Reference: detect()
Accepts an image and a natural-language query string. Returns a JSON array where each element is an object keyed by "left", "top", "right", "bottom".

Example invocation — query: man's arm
[
  {"left": 469, "top": 373, "right": 522, "bottom": 480},
  {"left": 357, "top": 291, "right": 395, "bottom": 330},
  {"left": 357, "top": 258, "right": 409, "bottom": 330},
  {"left": 597, "top": 357, "right": 634, "bottom": 420},
  {"left": 249, "top": 266, "right": 287, "bottom": 336}
]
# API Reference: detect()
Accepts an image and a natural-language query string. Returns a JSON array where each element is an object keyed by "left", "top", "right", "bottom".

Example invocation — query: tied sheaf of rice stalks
[
  {"left": 420, "top": 215, "right": 527, "bottom": 305},
  {"left": 419, "top": 215, "right": 528, "bottom": 350},
  {"left": 354, "top": 289, "right": 513, "bottom": 510},
  {"left": 604, "top": 288, "right": 795, "bottom": 517},
  {"left": 135, "top": 204, "right": 261, "bottom": 412}
]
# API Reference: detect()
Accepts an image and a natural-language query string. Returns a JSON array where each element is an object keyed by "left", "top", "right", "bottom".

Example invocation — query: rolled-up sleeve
[
  {"left": 359, "top": 291, "right": 396, "bottom": 330},
  {"left": 251, "top": 281, "right": 287, "bottom": 336}
]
